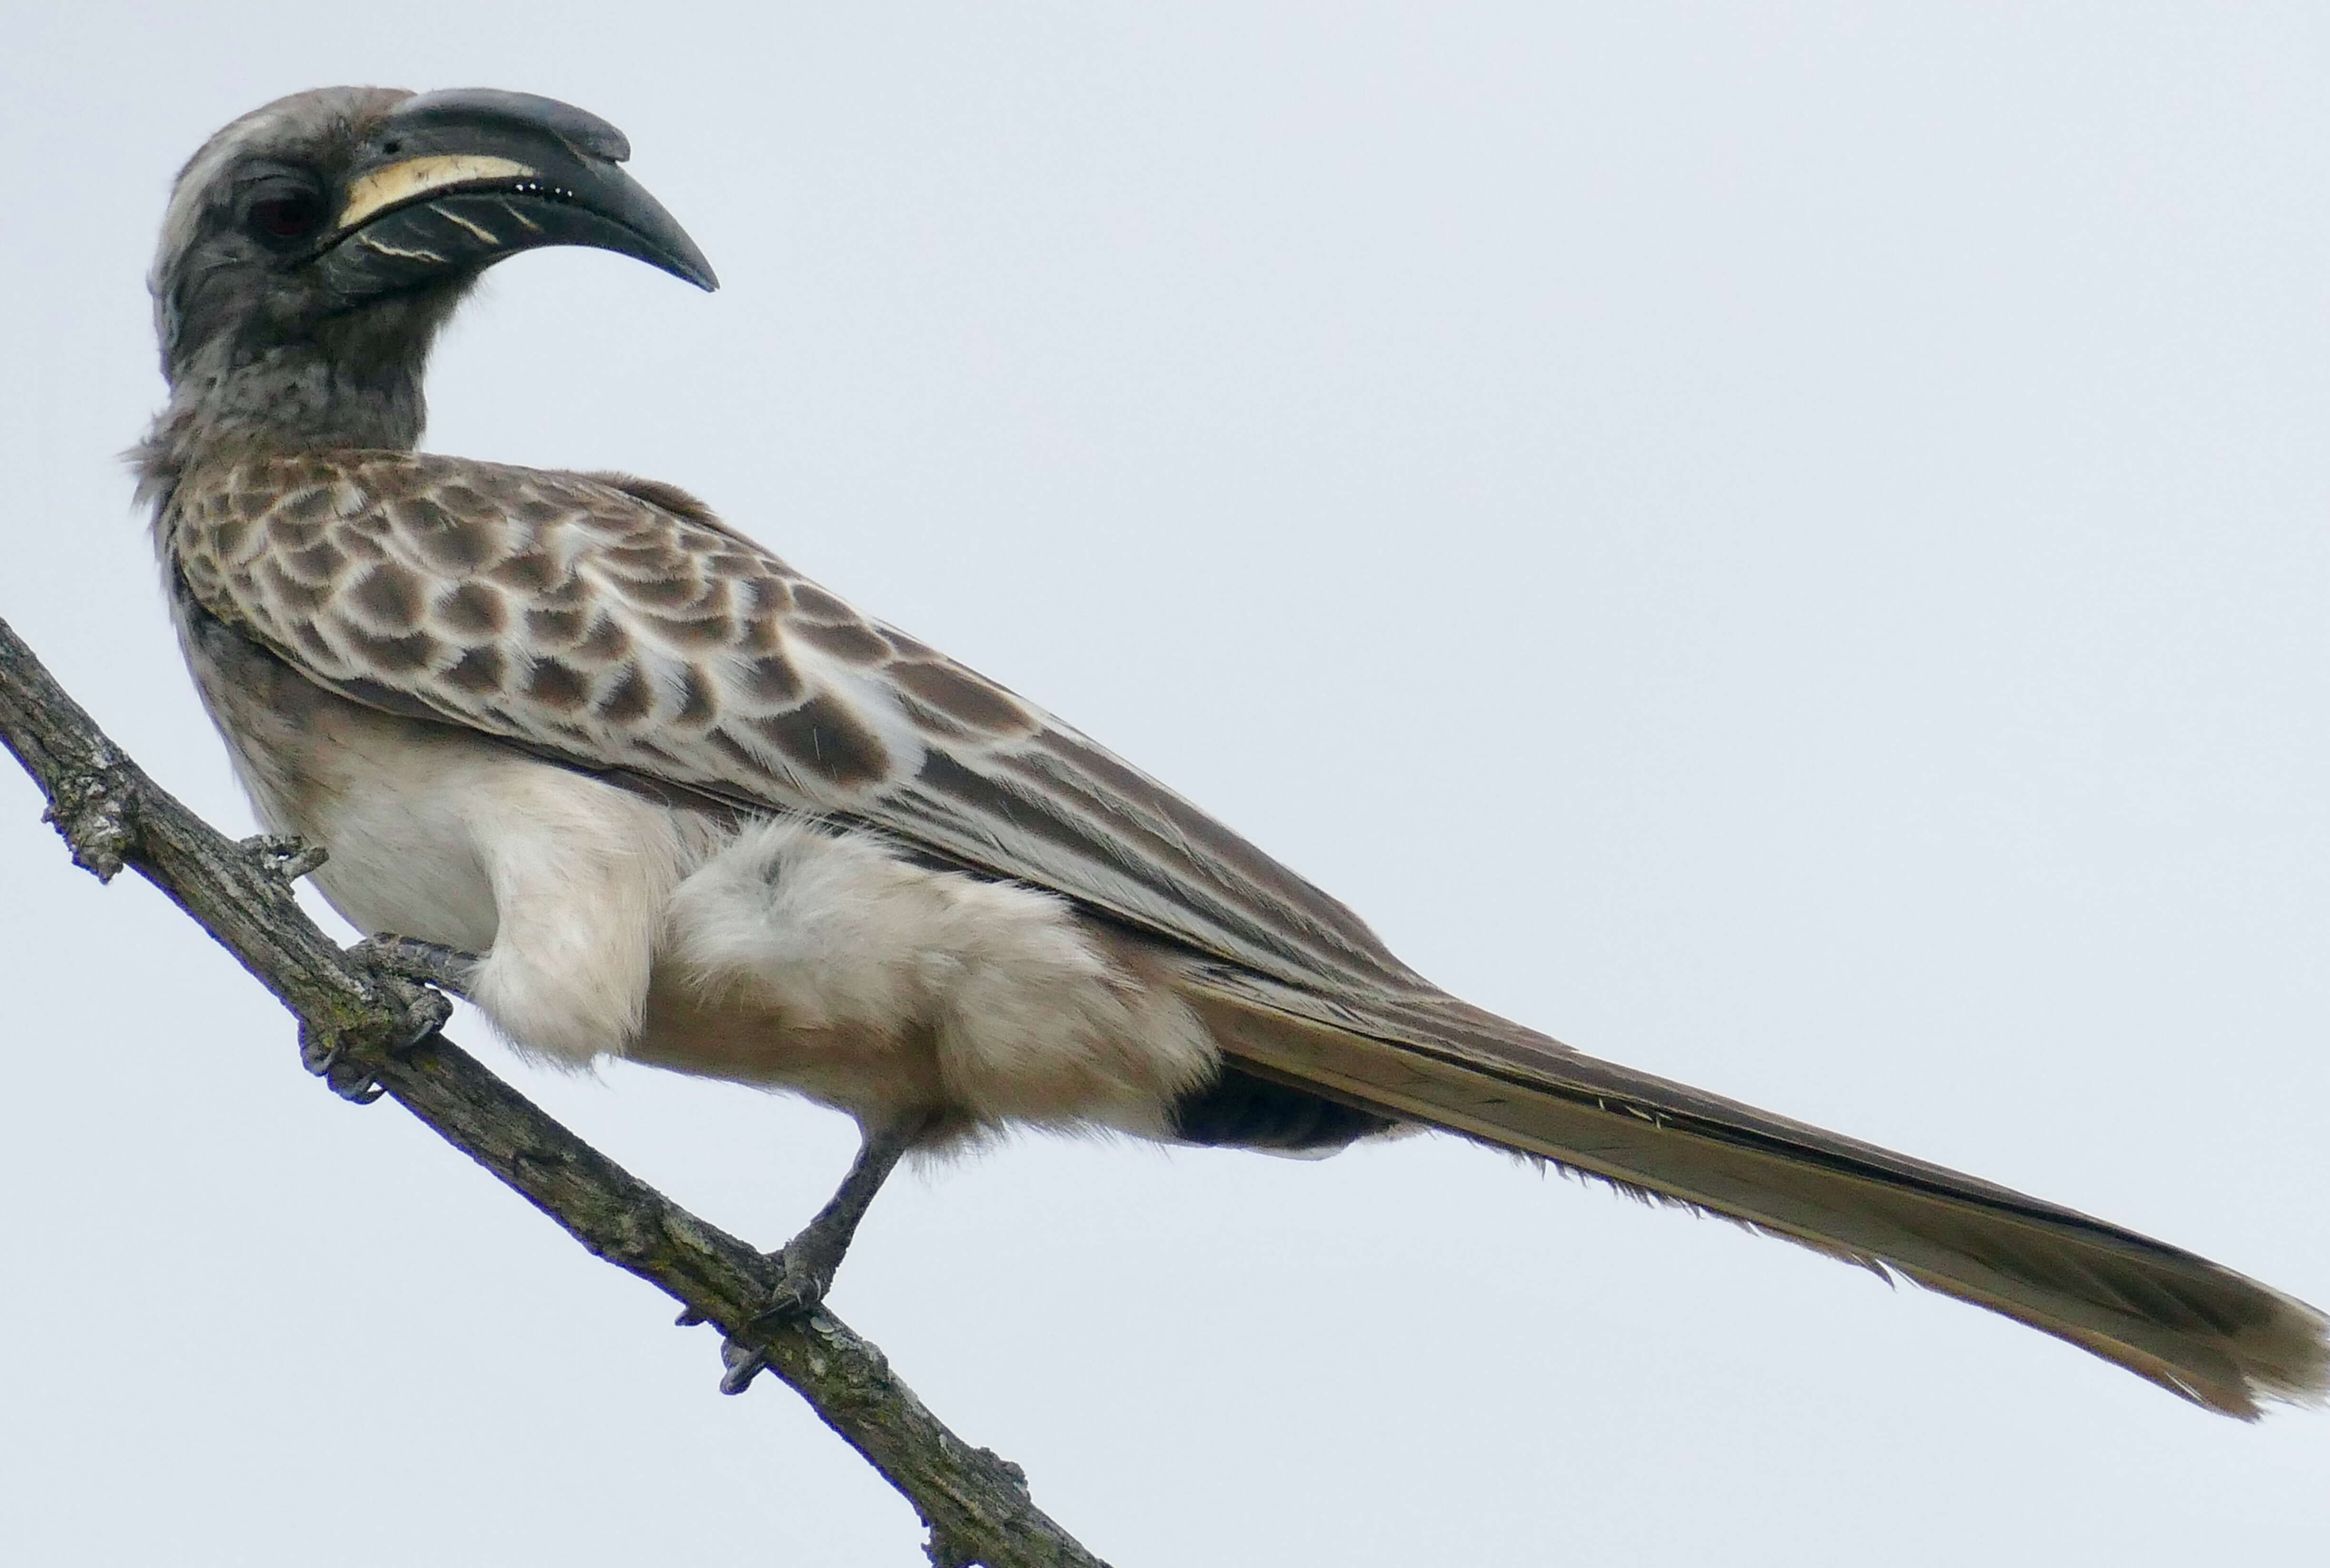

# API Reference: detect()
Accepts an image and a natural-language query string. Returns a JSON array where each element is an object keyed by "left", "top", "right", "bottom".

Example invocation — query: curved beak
[{"left": 313, "top": 88, "right": 717, "bottom": 306}]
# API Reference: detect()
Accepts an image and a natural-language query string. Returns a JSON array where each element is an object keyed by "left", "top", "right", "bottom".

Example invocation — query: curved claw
[
  {"left": 710, "top": 1117, "right": 927, "bottom": 1395},
  {"left": 298, "top": 1024, "right": 388, "bottom": 1103},
  {"left": 750, "top": 1247, "right": 835, "bottom": 1326},
  {"left": 717, "top": 1249, "right": 837, "bottom": 1394},
  {"left": 717, "top": 1338, "right": 769, "bottom": 1395},
  {"left": 295, "top": 950, "right": 451, "bottom": 1104},
  {"left": 393, "top": 986, "right": 454, "bottom": 1048}
]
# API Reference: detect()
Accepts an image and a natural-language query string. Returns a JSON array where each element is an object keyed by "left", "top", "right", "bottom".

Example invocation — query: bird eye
[{"left": 248, "top": 193, "right": 325, "bottom": 241}]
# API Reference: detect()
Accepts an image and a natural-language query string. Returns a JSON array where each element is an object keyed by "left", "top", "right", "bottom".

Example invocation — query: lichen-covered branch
[{"left": 0, "top": 613, "right": 1106, "bottom": 1568}]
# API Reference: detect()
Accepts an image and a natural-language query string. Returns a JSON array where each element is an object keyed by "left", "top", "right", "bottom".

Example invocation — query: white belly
[{"left": 179, "top": 612, "right": 1217, "bottom": 1138}]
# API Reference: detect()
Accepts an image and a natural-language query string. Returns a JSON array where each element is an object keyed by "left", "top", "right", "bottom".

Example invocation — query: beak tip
[{"left": 652, "top": 229, "right": 717, "bottom": 293}]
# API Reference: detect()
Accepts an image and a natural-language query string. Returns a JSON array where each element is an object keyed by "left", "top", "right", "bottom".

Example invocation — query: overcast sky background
[{"left": 3, "top": 4, "right": 2327, "bottom": 1563}]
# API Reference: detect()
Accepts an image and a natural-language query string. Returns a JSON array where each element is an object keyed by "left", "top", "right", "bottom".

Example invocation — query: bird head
[{"left": 144, "top": 85, "right": 713, "bottom": 462}]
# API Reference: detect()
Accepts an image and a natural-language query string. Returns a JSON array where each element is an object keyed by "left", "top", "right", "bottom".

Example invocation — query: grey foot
[
  {"left": 710, "top": 1114, "right": 928, "bottom": 1395},
  {"left": 718, "top": 1335, "right": 772, "bottom": 1395},
  {"left": 300, "top": 936, "right": 467, "bottom": 1104},
  {"left": 299, "top": 1022, "right": 392, "bottom": 1103},
  {"left": 717, "top": 1243, "right": 843, "bottom": 1394},
  {"left": 756, "top": 1237, "right": 845, "bottom": 1323},
  {"left": 301, "top": 949, "right": 455, "bottom": 1103},
  {"left": 352, "top": 934, "right": 482, "bottom": 997},
  {"left": 297, "top": 987, "right": 446, "bottom": 1103}
]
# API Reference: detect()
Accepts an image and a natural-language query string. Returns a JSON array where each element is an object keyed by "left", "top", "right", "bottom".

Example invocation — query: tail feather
[{"left": 1181, "top": 968, "right": 2329, "bottom": 1419}]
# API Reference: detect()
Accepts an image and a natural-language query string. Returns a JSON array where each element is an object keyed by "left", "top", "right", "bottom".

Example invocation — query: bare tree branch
[{"left": 0, "top": 612, "right": 1107, "bottom": 1568}]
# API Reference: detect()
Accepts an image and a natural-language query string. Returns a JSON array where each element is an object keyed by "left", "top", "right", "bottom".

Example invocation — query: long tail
[{"left": 1178, "top": 966, "right": 2328, "bottom": 1419}]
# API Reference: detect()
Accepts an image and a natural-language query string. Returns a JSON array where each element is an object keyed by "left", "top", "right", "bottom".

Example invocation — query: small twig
[{"left": 0, "top": 613, "right": 1106, "bottom": 1568}]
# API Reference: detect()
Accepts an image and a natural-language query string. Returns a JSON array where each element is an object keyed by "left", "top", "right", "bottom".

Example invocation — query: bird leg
[
  {"left": 355, "top": 932, "right": 925, "bottom": 1393},
  {"left": 766, "top": 1114, "right": 929, "bottom": 1316},
  {"left": 718, "top": 1112, "right": 931, "bottom": 1394},
  {"left": 351, "top": 934, "right": 483, "bottom": 997}
]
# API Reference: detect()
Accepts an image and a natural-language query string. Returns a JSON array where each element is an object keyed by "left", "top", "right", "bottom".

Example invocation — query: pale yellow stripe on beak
[{"left": 336, "top": 155, "right": 537, "bottom": 230}]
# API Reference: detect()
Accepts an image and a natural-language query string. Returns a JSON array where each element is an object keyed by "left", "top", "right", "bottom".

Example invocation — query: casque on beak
[{"left": 313, "top": 87, "right": 716, "bottom": 306}]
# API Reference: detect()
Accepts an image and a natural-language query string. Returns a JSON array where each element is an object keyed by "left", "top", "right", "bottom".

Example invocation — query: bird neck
[
  {"left": 138, "top": 339, "right": 426, "bottom": 503},
  {"left": 136, "top": 286, "right": 470, "bottom": 505}
]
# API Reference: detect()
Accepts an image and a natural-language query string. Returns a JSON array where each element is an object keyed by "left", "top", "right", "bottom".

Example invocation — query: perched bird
[{"left": 142, "top": 84, "right": 2326, "bottom": 1417}]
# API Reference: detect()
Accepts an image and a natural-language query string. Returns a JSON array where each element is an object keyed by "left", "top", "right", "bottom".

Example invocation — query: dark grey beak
[{"left": 313, "top": 88, "right": 717, "bottom": 306}]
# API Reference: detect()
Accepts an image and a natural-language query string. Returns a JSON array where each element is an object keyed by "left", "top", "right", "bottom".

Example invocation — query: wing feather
[
  {"left": 163, "top": 449, "right": 2329, "bottom": 1415},
  {"left": 168, "top": 451, "right": 1424, "bottom": 991}
]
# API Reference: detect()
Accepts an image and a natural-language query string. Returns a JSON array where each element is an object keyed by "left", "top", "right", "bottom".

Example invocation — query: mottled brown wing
[
  {"left": 165, "top": 449, "right": 1432, "bottom": 997},
  {"left": 167, "top": 448, "right": 2330, "bottom": 1417}
]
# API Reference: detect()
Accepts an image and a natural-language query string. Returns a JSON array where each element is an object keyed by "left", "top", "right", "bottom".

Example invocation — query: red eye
[{"left": 249, "top": 194, "right": 324, "bottom": 239}]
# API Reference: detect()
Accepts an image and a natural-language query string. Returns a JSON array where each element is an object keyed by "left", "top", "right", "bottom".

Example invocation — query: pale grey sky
[{"left": 3, "top": 5, "right": 2326, "bottom": 1563}]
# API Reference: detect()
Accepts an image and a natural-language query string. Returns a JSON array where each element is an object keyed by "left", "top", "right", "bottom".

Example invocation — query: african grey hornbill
[{"left": 138, "top": 85, "right": 2326, "bottom": 1416}]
